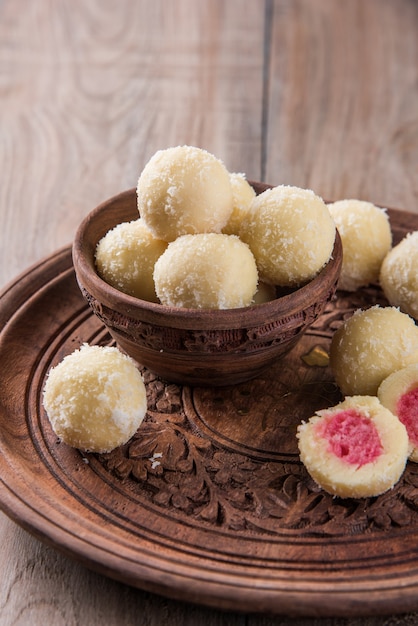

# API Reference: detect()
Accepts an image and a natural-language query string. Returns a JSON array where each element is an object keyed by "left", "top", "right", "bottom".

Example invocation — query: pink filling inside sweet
[
  {"left": 397, "top": 387, "right": 418, "bottom": 447},
  {"left": 315, "top": 409, "right": 383, "bottom": 467}
]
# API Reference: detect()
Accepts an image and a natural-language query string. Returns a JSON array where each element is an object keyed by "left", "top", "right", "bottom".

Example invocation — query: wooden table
[{"left": 0, "top": 1, "right": 417, "bottom": 623}]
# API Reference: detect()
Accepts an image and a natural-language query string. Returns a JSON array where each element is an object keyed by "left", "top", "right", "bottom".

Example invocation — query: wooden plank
[
  {"left": 0, "top": 517, "right": 248, "bottom": 624},
  {"left": 0, "top": 0, "right": 265, "bottom": 289},
  {"left": 265, "top": 0, "right": 418, "bottom": 211}
]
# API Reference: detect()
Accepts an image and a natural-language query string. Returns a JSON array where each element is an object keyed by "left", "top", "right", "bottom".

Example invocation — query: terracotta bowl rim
[{"left": 72, "top": 185, "right": 342, "bottom": 330}]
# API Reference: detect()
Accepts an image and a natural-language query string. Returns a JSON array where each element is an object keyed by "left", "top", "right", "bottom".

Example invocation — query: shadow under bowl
[{"left": 72, "top": 182, "right": 342, "bottom": 386}]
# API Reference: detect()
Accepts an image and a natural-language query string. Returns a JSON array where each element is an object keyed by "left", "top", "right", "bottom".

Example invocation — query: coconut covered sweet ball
[
  {"left": 137, "top": 145, "right": 233, "bottom": 241},
  {"left": 43, "top": 344, "right": 147, "bottom": 453},
  {"left": 378, "top": 364, "right": 418, "bottom": 463},
  {"left": 222, "top": 172, "right": 256, "bottom": 236},
  {"left": 153, "top": 232, "right": 258, "bottom": 309},
  {"left": 379, "top": 231, "right": 418, "bottom": 319},
  {"left": 328, "top": 199, "right": 392, "bottom": 292},
  {"left": 95, "top": 219, "right": 168, "bottom": 303},
  {"left": 330, "top": 305, "right": 418, "bottom": 396},
  {"left": 239, "top": 185, "right": 336, "bottom": 287},
  {"left": 297, "top": 395, "right": 409, "bottom": 499}
]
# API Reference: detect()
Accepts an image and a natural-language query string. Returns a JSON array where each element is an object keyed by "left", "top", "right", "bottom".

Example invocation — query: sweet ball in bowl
[{"left": 72, "top": 180, "right": 342, "bottom": 387}]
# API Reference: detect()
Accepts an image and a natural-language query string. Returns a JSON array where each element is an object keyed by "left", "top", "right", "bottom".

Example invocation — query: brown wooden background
[{"left": 0, "top": 0, "right": 417, "bottom": 624}]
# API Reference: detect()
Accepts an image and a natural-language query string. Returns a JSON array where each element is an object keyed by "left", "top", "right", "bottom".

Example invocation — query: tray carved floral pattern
[{"left": 1, "top": 208, "right": 418, "bottom": 617}]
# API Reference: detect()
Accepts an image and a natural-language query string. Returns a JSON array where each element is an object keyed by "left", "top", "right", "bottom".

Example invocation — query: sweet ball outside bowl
[{"left": 72, "top": 183, "right": 342, "bottom": 387}]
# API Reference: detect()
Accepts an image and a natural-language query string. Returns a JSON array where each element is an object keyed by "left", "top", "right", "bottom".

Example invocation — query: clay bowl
[{"left": 72, "top": 183, "right": 342, "bottom": 386}]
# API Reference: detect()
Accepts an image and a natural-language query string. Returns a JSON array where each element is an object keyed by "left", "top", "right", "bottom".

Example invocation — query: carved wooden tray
[{"left": 1, "top": 208, "right": 418, "bottom": 618}]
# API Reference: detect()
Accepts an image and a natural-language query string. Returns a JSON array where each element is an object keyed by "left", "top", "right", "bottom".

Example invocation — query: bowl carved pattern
[{"left": 80, "top": 284, "right": 338, "bottom": 355}]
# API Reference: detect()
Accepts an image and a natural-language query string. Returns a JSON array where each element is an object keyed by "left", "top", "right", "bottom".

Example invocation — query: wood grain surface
[{"left": 0, "top": 0, "right": 417, "bottom": 624}]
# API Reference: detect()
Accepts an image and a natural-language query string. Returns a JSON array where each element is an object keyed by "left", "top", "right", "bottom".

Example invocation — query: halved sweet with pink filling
[
  {"left": 297, "top": 396, "right": 409, "bottom": 498},
  {"left": 378, "top": 363, "right": 418, "bottom": 462}
]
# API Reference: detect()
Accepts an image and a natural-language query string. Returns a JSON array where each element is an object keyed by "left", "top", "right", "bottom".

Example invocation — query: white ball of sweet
[
  {"left": 239, "top": 185, "right": 336, "bottom": 287},
  {"left": 153, "top": 233, "right": 258, "bottom": 309},
  {"left": 137, "top": 145, "right": 233, "bottom": 241},
  {"left": 328, "top": 199, "right": 392, "bottom": 291},
  {"left": 43, "top": 344, "right": 147, "bottom": 453},
  {"left": 297, "top": 395, "right": 408, "bottom": 498},
  {"left": 378, "top": 363, "right": 418, "bottom": 462},
  {"left": 380, "top": 231, "right": 418, "bottom": 319},
  {"left": 330, "top": 306, "right": 418, "bottom": 396},
  {"left": 95, "top": 219, "right": 167, "bottom": 302},
  {"left": 222, "top": 173, "right": 256, "bottom": 236}
]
